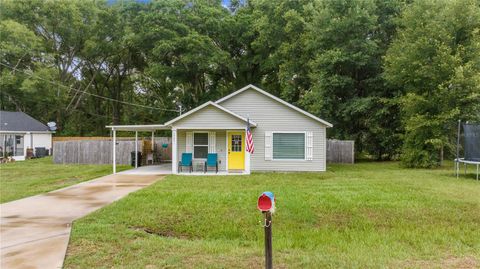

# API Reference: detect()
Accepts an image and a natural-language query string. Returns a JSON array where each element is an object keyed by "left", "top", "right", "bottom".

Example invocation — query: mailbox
[{"left": 257, "top": 191, "right": 275, "bottom": 212}]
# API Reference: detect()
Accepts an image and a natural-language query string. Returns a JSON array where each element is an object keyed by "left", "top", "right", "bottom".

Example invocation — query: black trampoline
[{"left": 454, "top": 120, "right": 480, "bottom": 180}]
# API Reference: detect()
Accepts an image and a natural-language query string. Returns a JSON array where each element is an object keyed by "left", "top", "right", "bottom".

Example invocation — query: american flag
[{"left": 246, "top": 118, "right": 254, "bottom": 154}]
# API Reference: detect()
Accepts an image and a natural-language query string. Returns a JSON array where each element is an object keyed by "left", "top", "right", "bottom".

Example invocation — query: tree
[
  {"left": 1, "top": 0, "right": 102, "bottom": 131},
  {"left": 136, "top": 0, "right": 234, "bottom": 113},
  {"left": 385, "top": 0, "right": 480, "bottom": 167},
  {"left": 302, "top": 0, "right": 404, "bottom": 159},
  {"left": 0, "top": 20, "right": 41, "bottom": 111},
  {"left": 248, "top": 0, "right": 312, "bottom": 100},
  {"left": 80, "top": 2, "right": 145, "bottom": 131}
]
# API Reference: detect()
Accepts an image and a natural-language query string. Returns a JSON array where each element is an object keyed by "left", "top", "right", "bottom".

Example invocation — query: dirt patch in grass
[
  {"left": 361, "top": 208, "right": 396, "bottom": 229},
  {"left": 397, "top": 255, "right": 479, "bottom": 269},
  {"left": 316, "top": 212, "right": 353, "bottom": 228},
  {"left": 129, "top": 226, "right": 192, "bottom": 239}
]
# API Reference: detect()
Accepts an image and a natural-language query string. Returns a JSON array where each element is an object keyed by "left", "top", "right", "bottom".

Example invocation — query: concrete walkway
[{"left": 0, "top": 174, "right": 163, "bottom": 269}]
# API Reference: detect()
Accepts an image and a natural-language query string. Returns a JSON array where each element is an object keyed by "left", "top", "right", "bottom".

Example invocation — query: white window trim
[
  {"left": 271, "top": 131, "right": 307, "bottom": 161},
  {"left": 193, "top": 131, "right": 209, "bottom": 160}
]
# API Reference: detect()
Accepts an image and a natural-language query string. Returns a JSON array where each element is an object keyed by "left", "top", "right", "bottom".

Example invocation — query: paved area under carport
[
  {"left": 118, "top": 163, "right": 172, "bottom": 175},
  {"left": 0, "top": 173, "right": 164, "bottom": 269}
]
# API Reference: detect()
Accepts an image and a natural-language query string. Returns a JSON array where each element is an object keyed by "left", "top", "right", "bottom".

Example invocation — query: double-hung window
[
  {"left": 272, "top": 132, "right": 305, "bottom": 160},
  {"left": 193, "top": 132, "right": 208, "bottom": 159}
]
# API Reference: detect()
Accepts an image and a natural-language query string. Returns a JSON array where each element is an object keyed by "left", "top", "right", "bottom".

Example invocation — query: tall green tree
[
  {"left": 0, "top": 20, "right": 41, "bottom": 111},
  {"left": 248, "top": 0, "right": 312, "bottom": 100},
  {"left": 80, "top": 2, "right": 145, "bottom": 131},
  {"left": 1, "top": 0, "right": 102, "bottom": 130},
  {"left": 136, "top": 0, "right": 234, "bottom": 112},
  {"left": 301, "top": 0, "right": 404, "bottom": 159},
  {"left": 385, "top": 0, "right": 480, "bottom": 167}
]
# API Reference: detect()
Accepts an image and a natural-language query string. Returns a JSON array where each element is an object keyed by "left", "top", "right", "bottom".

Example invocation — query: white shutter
[
  {"left": 264, "top": 131, "right": 272, "bottom": 160},
  {"left": 186, "top": 132, "right": 193, "bottom": 153},
  {"left": 306, "top": 131, "right": 313, "bottom": 160},
  {"left": 208, "top": 131, "right": 216, "bottom": 153}
]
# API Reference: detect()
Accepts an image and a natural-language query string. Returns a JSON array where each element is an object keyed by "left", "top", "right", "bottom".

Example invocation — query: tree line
[{"left": 1, "top": 0, "right": 479, "bottom": 167}]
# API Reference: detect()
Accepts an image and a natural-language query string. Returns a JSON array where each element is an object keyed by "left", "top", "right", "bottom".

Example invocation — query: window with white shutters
[{"left": 272, "top": 132, "right": 306, "bottom": 160}]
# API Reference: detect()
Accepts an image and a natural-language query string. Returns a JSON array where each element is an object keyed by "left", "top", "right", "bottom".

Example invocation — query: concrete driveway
[{"left": 0, "top": 174, "right": 163, "bottom": 269}]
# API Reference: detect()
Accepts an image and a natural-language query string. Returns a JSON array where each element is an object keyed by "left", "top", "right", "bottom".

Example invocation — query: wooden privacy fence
[
  {"left": 327, "top": 139, "right": 355, "bottom": 164},
  {"left": 53, "top": 136, "right": 137, "bottom": 142},
  {"left": 53, "top": 137, "right": 172, "bottom": 165}
]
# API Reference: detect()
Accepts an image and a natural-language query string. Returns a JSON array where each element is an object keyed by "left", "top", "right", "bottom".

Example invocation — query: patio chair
[
  {"left": 204, "top": 153, "right": 218, "bottom": 173},
  {"left": 178, "top": 153, "right": 193, "bottom": 173}
]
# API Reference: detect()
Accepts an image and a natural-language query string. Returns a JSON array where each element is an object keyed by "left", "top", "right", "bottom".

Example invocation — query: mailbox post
[{"left": 258, "top": 192, "right": 275, "bottom": 269}]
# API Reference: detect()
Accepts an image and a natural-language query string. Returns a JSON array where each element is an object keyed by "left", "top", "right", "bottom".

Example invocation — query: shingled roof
[{"left": 0, "top": 111, "right": 50, "bottom": 132}]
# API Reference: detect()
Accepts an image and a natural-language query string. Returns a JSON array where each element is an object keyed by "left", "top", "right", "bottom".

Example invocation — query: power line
[{"left": 0, "top": 62, "right": 180, "bottom": 112}]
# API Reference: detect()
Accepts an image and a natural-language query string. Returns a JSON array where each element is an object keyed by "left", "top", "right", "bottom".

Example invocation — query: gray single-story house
[
  {"left": 0, "top": 111, "right": 53, "bottom": 161},
  {"left": 107, "top": 84, "right": 332, "bottom": 174}
]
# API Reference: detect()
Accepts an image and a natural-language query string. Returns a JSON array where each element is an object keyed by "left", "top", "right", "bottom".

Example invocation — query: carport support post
[
  {"left": 135, "top": 131, "right": 138, "bottom": 168},
  {"left": 112, "top": 128, "right": 116, "bottom": 174},
  {"left": 264, "top": 211, "right": 272, "bottom": 269},
  {"left": 172, "top": 129, "right": 178, "bottom": 174},
  {"left": 151, "top": 131, "right": 155, "bottom": 151}
]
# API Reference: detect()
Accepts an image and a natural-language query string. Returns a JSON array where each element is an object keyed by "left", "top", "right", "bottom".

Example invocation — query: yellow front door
[{"left": 228, "top": 131, "right": 245, "bottom": 170}]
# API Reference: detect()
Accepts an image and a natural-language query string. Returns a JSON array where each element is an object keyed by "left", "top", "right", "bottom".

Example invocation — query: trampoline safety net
[{"left": 463, "top": 124, "right": 480, "bottom": 162}]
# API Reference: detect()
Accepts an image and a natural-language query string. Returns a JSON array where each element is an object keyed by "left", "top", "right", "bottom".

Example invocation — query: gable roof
[
  {"left": 164, "top": 101, "right": 257, "bottom": 127},
  {"left": 216, "top": 84, "right": 333, "bottom": 127},
  {"left": 0, "top": 111, "right": 51, "bottom": 132}
]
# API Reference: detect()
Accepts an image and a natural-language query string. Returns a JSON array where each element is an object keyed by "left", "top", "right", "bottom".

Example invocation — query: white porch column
[
  {"left": 112, "top": 128, "right": 116, "bottom": 174},
  {"left": 172, "top": 129, "right": 178, "bottom": 174},
  {"left": 151, "top": 131, "right": 155, "bottom": 151},
  {"left": 135, "top": 131, "right": 138, "bottom": 168},
  {"left": 24, "top": 132, "right": 31, "bottom": 157},
  {"left": 30, "top": 132, "right": 34, "bottom": 156}
]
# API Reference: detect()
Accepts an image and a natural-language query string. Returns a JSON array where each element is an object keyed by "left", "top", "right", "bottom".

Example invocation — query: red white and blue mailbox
[
  {"left": 258, "top": 191, "right": 275, "bottom": 269},
  {"left": 257, "top": 191, "right": 275, "bottom": 213}
]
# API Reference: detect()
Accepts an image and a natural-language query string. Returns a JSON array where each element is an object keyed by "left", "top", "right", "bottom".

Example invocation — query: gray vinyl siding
[
  {"left": 172, "top": 105, "right": 246, "bottom": 129},
  {"left": 219, "top": 89, "right": 327, "bottom": 172},
  {"left": 177, "top": 130, "right": 227, "bottom": 171}
]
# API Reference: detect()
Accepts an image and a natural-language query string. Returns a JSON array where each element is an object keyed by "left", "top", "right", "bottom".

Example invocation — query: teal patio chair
[
  {"left": 204, "top": 153, "right": 218, "bottom": 173},
  {"left": 178, "top": 153, "right": 193, "bottom": 173}
]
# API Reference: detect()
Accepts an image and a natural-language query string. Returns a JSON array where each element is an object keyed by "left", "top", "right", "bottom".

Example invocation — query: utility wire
[{"left": 0, "top": 62, "right": 181, "bottom": 112}]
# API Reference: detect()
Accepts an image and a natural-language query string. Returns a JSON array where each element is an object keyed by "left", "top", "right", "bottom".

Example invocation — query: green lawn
[
  {"left": 0, "top": 157, "right": 129, "bottom": 203},
  {"left": 64, "top": 162, "right": 480, "bottom": 269}
]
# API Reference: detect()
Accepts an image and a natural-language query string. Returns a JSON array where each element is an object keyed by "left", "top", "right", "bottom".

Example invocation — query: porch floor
[
  {"left": 178, "top": 171, "right": 249, "bottom": 176},
  {"left": 118, "top": 164, "right": 248, "bottom": 176}
]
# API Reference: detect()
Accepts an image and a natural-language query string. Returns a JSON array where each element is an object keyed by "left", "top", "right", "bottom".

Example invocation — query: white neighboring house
[{"left": 0, "top": 111, "right": 53, "bottom": 161}]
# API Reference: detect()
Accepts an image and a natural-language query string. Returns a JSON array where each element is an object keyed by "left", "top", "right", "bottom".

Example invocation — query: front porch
[
  {"left": 173, "top": 129, "right": 251, "bottom": 174},
  {"left": 107, "top": 100, "right": 255, "bottom": 176}
]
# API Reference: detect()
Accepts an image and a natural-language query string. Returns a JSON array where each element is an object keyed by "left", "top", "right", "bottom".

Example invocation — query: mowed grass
[
  {"left": 0, "top": 157, "right": 129, "bottom": 203},
  {"left": 65, "top": 162, "right": 480, "bottom": 268}
]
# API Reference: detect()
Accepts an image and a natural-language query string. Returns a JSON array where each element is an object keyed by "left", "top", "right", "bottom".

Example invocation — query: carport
[{"left": 106, "top": 124, "right": 171, "bottom": 174}]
